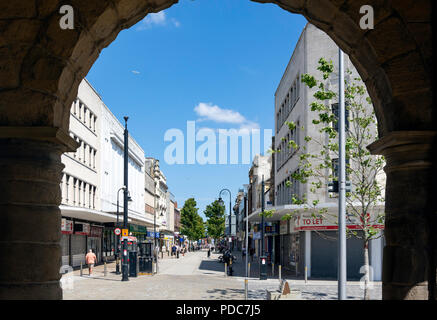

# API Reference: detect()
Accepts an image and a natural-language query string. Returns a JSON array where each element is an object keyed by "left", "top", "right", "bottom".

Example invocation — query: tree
[
  {"left": 204, "top": 200, "right": 226, "bottom": 244},
  {"left": 278, "top": 58, "right": 385, "bottom": 300},
  {"left": 180, "top": 198, "right": 205, "bottom": 242}
]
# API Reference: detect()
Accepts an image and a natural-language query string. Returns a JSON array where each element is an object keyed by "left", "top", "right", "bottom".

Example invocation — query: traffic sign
[
  {"left": 114, "top": 228, "right": 121, "bottom": 236},
  {"left": 122, "top": 229, "right": 129, "bottom": 237}
]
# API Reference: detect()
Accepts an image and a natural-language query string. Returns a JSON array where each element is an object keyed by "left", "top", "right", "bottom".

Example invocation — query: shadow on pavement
[{"left": 199, "top": 253, "right": 301, "bottom": 280}]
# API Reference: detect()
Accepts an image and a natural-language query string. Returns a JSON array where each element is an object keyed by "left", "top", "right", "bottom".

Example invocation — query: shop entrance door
[{"left": 87, "top": 237, "right": 101, "bottom": 263}]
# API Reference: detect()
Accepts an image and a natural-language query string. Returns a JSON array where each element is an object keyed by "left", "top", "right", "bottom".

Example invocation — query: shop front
[
  {"left": 87, "top": 225, "right": 103, "bottom": 263},
  {"left": 264, "top": 222, "right": 279, "bottom": 265},
  {"left": 129, "top": 224, "right": 147, "bottom": 242},
  {"left": 61, "top": 218, "right": 73, "bottom": 266}
]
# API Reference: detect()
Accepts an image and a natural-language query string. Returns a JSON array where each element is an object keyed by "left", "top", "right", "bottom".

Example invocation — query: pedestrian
[
  {"left": 242, "top": 246, "right": 246, "bottom": 259},
  {"left": 85, "top": 249, "right": 97, "bottom": 276},
  {"left": 250, "top": 247, "right": 254, "bottom": 262},
  {"left": 176, "top": 245, "right": 180, "bottom": 259}
]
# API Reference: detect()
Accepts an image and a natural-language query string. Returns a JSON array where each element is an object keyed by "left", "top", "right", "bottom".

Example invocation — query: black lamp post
[
  {"left": 218, "top": 188, "right": 232, "bottom": 250},
  {"left": 122, "top": 116, "right": 129, "bottom": 282},
  {"left": 116, "top": 188, "right": 132, "bottom": 275},
  {"left": 116, "top": 186, "right": 125, "bottom": 274}
]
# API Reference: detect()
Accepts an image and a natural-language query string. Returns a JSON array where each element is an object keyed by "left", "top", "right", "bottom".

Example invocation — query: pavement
[{"left": 61, "top": 249, "right": 381, "bottom": 300}]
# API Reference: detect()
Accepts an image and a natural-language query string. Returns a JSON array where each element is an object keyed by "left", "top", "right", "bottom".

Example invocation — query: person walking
[
  {"left": 85, "top": 249, "right": 97, "bottom": 276},
  {"left": 176, "top": 245, "right": 180, "bottom": 259}
]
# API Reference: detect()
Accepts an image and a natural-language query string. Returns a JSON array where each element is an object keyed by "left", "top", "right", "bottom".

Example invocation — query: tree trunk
[{"left": 363, "top": 242, "right": 370, "bottom": 300}]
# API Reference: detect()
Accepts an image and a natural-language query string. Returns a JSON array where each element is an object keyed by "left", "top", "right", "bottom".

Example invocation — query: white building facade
[
  {"left": 60, "top": 79, "right": 116, "bottom": 267},
  {"left": 60, "top": 79, "right": 159, "bottom": 267},
  {"left": 247, "top": 23, "right": 384, "bottom": 281}
]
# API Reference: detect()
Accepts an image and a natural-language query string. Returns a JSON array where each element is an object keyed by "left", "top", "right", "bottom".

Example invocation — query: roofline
[{"left": 274, "top": 22, "right": 309, "bottom": 97}]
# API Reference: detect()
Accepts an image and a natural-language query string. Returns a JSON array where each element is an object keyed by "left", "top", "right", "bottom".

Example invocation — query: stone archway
[{"left": 0, "top": 0, "right": 435, "bottom": 299}]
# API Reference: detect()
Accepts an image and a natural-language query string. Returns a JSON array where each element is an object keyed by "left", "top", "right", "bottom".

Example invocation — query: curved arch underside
[{"left": 0, "top": 0, "right": 433, "bottom": 135}]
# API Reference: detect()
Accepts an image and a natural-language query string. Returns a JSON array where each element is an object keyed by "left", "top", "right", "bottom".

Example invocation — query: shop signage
[
  {"left": 61, "top": 219, "right": 73, "bottom": 234},
  {"left": 147, "top": 231, "right": 160, "bottom": 238},
  {"left": 129, "top": 224, "right": 147, "bottom": 234},
  {"left": 90, "top": 226, "right": 103, "bottom": 238},
  {"left": 294, "top": 214, "right": 384, "bottom": 231},
  {"left": 265, "top": 224, "right": 277, "bottom": 234},
  {"left": 74, "top": 222, "right": 90, "bottom": 235}
]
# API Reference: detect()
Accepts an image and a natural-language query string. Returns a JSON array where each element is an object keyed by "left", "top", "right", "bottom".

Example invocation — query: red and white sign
[
  {"left": 114, "top": 228, "right": 121, "bottom": 236},
  {"left": 74, "top": 222, "right": 90, "bottom": 235},
  {"left": 294, "top": 214, "right": 384, "bottom": 231},
  {"left": 61, "top": 219, "right": 73, "bottom": 234}
]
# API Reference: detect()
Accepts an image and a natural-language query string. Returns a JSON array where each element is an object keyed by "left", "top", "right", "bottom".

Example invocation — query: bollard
[
  {"left": 305, "top": 266, "right": 308, "bottom": 284},
  {"left": 272, "top": 263, "right": 275, "bottom": 277},
  {"left": 104, "top": 262, "right": 107, "bottom": 277},
  {"left": 279, "top": 265, "right": 282, "bottom": 282},
  {"left": 225, "top": 263, "right": 227, "bottom": 277},
  {"left": 152, "top": 261, "right": 155, "bottom": 275},
  {"left": 244, "top": 278, "right": 248, "bottom": 300},
  {"left": 80, "top": 262, "right": 83, "bottom": 277},
  {"left": 248, "top": 263, "right": 251, "bottom": 278}
]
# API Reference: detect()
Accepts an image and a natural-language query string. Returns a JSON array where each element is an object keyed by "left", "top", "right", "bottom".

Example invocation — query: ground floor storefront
[
  {"left": 247, "top": 209, "right": 384, "bottom": 281},
  {"left": 61, "top": 218, "right": 104, "bottom": 268}
]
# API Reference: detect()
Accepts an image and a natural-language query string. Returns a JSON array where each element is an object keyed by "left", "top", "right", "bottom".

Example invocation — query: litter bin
[
  {"left": 129, "top": 250, "right": 138, "bottom": 277},
  {"left": 138, "top": 242, "right": 153, "bottom": 274},
  {"left": 259, "top": 256, "right": 267, "bottom": 280}
]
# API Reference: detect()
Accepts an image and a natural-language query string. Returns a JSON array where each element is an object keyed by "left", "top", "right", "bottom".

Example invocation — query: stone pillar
[
  {"left": 0, "top": 127, "right": 77, "bottom": 299},
  {"left": 369, "top": 131, "right": 437, "bottom": 300}
]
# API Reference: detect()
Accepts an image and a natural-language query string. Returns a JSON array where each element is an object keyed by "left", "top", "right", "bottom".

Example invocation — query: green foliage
[
  {"left": 204, "top": 200, "right": 226, "bottom": 240},
  {"left": 278, "top": 58, "right": 386, "bottom": 245},
  {"left": 180, "top": 198, "right": 205, "bottom": 241}
]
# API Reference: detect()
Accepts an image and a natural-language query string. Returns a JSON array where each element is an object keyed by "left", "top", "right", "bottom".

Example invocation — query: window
[
  {"left": 65, "top": 175, "right": 69, "bottom": 203},
  {"left": 73, "top": 178, "right": 77, "bottom": 205},
  {"left": 332, "top": 103, "right": 350, "bottom": 133}
]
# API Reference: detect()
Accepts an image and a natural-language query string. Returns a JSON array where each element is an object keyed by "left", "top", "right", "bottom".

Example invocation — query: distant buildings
[{"left": 60, "top": 79, "right": 180, "bottom": 268}]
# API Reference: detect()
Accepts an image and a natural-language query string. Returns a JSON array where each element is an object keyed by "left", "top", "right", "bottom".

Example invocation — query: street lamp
[
  {"left": 122, "top": 116, "right": 129, "bottom": 282},
  {"left": 116, "top": 185, "right": 126, "bottom": 274},
  {"left": 218, "top": 188, "right": 232, "bottom": 250}
]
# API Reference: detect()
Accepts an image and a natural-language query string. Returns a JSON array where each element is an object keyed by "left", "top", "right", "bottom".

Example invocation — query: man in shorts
[{"left": 85, "top": 249, "right": 97, "bottom": 276}]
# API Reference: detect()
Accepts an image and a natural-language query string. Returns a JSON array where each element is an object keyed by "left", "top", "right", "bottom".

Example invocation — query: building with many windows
[
  {"left": 60, "top": 79, "right": 112, "bottom": 267},
  {"left": 246, "top": 23, "right": 384, "bottom": 280},
  {"left": 59, "top": 79, "right": 178, "bottom": 268}
]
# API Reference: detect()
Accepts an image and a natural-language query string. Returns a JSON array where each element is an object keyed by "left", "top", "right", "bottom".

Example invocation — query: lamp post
[
  {"left": 122, "top": 116, "right": 129, "bottom": 282},
  {"left": 338, "top": 48, "right": 347, "bottom": 300},
  {"left": 218, "top": 188, "right": 232, "bottom": 250},
  {"left": 116, "top": 186, "right": 126, "bottom": 274}
]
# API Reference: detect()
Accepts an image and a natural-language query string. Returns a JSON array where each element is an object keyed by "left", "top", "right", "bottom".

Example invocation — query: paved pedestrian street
[{"left": 62, "top": 250, "right": 381, "bottom": 300}]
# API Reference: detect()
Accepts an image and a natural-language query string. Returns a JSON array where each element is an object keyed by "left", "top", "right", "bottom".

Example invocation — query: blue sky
[{"left": 86, "top": 0, "right": 307, "bottom": 219}]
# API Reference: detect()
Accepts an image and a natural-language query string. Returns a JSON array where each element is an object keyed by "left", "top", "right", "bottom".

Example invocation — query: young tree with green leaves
[
  {"left": 180, "top": 198, "right": 205, "bottom": 242},
  {"left": 278, "top": 58, "right": 385, "bottom": 300},
  {"left": 204, "top": 200, "right": 226, "bottom": 245}
]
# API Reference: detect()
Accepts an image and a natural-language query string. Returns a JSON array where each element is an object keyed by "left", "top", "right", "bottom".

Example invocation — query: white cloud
[
  {"left": 194, "top": 102, "right": 246, "bottom": 124},
  {"left": 131, "top": 70, "right": 140, "bottom": 75},
  {"left": 136, "top": 11, "right": 180, "bottom": 30},
  {"left": 194, "top": 102, "right": 260, "bottom": 132}
]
